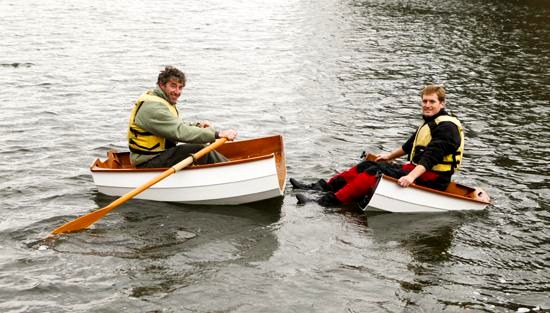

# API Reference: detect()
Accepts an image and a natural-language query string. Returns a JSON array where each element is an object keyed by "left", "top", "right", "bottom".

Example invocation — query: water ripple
[{"left": 1, "top": 0, "right": 549, "bottom": 312}]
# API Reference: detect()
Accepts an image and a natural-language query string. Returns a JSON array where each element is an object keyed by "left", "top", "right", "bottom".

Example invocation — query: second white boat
[{"left": 362, "top": 175, "right": 491, "bottom": 213}]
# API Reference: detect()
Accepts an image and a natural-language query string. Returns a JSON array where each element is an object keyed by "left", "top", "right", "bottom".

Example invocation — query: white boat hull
[
  {"left": 92, "top": 155, "right": 285, "bottom": 205},
  {"left": 363, "top": 176, "right": 490, "bottom": 213}
]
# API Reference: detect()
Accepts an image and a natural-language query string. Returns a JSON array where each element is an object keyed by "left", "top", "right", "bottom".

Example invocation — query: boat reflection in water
[
  {"left": 366, "top": 212, "right": 464, "bottom": 261},
  {"left": 365, "top": 211, "right": 469, "bottom": 297},
  {"left": 81, "top": 193, "right": 283, "bottom": 257},
  {"left": 49, "top": 195, "right": 284, "bottom": 298}
]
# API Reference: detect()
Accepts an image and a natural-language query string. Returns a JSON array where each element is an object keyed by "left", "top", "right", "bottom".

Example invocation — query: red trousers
[{"left": 328, "top": 163, "right": 439, "bottom": 204}]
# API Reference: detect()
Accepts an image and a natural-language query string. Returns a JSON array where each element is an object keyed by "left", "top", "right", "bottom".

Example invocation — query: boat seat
[{"left": 105, "top": 150, "right": 123, "bottom": 169}]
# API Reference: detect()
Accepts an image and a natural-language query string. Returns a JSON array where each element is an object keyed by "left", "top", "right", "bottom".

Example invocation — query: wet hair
[
  {"left": 157, "top": 66, "right": 186, "bottom": 86},
  {"left": 421, "top": 84, "right": 446, "bottom": 102}
]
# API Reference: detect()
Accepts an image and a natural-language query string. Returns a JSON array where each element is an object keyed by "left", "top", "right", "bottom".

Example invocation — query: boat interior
[
  {"left": 90, "top": 135, "right": 287, "bottom": 189},
  {"left": 381, "top": 175, "right": 490, "bottom": 203}
]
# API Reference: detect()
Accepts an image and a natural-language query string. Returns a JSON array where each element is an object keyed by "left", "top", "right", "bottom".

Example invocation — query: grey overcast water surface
[{"left": 0, "top": 0, "right": 549, "bottom": 312}]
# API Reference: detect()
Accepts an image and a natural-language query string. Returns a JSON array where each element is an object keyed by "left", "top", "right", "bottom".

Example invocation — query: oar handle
[{"left": 172, "top": 138, "right": 227, "bottom": 172}]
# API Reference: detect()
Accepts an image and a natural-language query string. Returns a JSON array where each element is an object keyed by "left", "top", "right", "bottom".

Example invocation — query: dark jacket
[{"left": 402, "top": 109, "right": 462, "bottom": 181}]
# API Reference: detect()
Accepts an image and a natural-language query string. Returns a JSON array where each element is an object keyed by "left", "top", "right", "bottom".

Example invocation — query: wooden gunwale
[
  {"left": 90, "top": 154, "right": 275, "bottom": 172},
  {"left": 89, "top": 135, "right": 287, "bottom": 191}
]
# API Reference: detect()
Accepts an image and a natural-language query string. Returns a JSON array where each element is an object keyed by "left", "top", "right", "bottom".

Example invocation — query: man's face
[
  {"left": 159, "top": 77, "right": 184, "bottom": 104},
  {"left": 421, "top": 93, "right": 444, "bottom": 117}
]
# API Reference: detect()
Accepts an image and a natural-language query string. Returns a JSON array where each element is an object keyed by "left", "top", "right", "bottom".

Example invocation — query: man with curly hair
[{"left": 128, "top": 66, "right": 237, "bottom": 168}]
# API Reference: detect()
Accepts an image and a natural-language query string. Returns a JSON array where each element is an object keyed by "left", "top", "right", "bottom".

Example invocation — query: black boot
[
  {"left": 296, "top": 192, "right": 342, "bottom": 207},
  {"left": 295, "top": 193, "right": 311, "bottom": 205},
  {"left": 290, "top": 178, "right": 330, "bottom": 191},
  {"left": 317, "top": 193, "right": 341, "bottom": 207}
]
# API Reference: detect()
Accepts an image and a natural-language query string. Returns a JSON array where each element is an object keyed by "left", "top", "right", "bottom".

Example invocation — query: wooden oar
[{"left": 51, "top": 138, "right": 227, "bottom": 235}]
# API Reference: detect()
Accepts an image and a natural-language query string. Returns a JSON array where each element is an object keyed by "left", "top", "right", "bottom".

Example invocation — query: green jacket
[{"left": 129, "top": 87, "right": 216, "bottom": 165}]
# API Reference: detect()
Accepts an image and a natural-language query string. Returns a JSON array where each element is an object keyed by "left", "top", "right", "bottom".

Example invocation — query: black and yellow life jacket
[
  {"left": 409, "top": 115, "right": 464, "bottom": 172},
  {"left": 128, "top": 91, "right": 178, "bottom": 155}
]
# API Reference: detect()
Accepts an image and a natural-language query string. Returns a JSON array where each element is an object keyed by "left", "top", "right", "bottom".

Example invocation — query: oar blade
[{"left": 51, "top": 206, "right": 113, "bottom": 234}]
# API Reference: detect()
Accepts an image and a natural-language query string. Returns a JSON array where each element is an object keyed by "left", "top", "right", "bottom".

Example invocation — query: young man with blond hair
[{"left": 292, "top": 84, "right": 464, "bottom": 206}]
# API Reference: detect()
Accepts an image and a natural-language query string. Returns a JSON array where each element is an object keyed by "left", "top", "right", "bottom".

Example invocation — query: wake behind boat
[{"left": 90, "top": 135, "right": 286, "bottom": 205}]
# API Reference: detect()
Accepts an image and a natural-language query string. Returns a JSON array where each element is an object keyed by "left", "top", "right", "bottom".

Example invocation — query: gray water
[{"left": 1, "top": 0, "right": 549, "bottom": 312}]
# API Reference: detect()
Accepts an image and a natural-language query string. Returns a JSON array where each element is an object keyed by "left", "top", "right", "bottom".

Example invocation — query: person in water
[
  {"left": 291, "top": 84, "right": 464, "bottom": 206},
  {"left": 128, "top": 66, "right": 237, "bottom": 168}
]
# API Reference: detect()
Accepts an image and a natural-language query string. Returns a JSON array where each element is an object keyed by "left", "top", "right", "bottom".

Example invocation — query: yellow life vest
[
  {"left": 409, "top": 115, "right": 464, "bottom": 172},
  {"left": 128, "top": 91, "right": 179, "bottom": 155}
]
